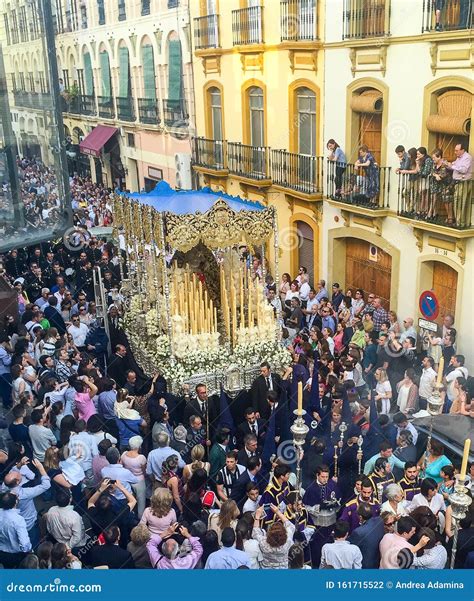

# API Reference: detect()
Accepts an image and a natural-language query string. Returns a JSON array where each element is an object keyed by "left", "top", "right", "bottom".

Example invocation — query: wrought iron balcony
[
  {"left": 13, "top": 91, "right": 53, "bottom": 110},
  {"left": 232, "top": 6, "right": 264, "bottom": 45},
  {"left": 272, "top": 150, "right": 323, "bottom": 194},
  {"left": 343, "top": 0, "right": 390, "bottom": 40},
  {"left": 228, "top": 142, "right": 270, "bottom": 180},
  {"left": 138, "top": 98, "right": 160, "bottom": 125},
  {"left": 192, "top": 138, "right": 226, "bottom": 171},
  {"left": 194, "top": 14, "right": 220, "bottom": 49},
  {"left": 163, "top": 99, "right": 189, "bottom": 129},
  {"left": 97, "top": 96, "right": 115, "bottom": 119},
  {"left": 326, "top": 160, "right": 391, "bottom": 209},
  {"left": 66, "top": 94, "right": 96, "bottom": 116},
  {"left": 397, "top": 173, "right": 473, "bottom": 230},
  {"left": 280, "top": 0, "right": 318, "bottom": 41},
  {"left": 422, "top": 0, "right": 472, "bottom": 32},
  {"left": 116, "top": 97, "right": 136, "bottom": 122}
]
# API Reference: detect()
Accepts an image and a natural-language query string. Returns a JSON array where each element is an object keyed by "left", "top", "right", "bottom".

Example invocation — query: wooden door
[
  {"left": 345, "top": 238, "right": 392, "bottom": 308},
  {"left": 436, "top": 133, "right": 470, "bottom": 162},
  {"left": 432, "top": 262, "right": 458, "bottom": 325},
  {"left": 359, "top": 112, "right": 382, "bottom": 165},
  {"left": 297, "top": 221, "right": 314, "bottom": 283}
]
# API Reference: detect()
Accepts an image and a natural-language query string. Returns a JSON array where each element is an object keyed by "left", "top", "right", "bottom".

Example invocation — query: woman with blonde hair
[
  {"left": 127, "top": 524, "right": 152, "bottom": 568},
  {"left": 208, "top": 499, "right": 240, "bottom": 545},
  {"left": 388, "top": 310, "right": 401, "bottom": 335},
  {"left": 140, "top": 488, "right": 177, "bottom": 536},
  {"left": 374, "top": 367, "right": 392, "bottom": 415},
  {"left": 183, "top": 444, "right": 210, "bottom": 482}
]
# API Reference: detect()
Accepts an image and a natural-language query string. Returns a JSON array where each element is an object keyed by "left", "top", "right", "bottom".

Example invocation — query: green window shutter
[
  {"left": 99, "top": 51, "right": 111, "bottom": 98},
  {"left": 142, "top": 45, "right": 156, "bottom": 100},
  {"left": 118, "top": 46, "right": 130, "bottom": 98},
  {"left": 83, "top": 52, "right": 94, "bottom": 96},
  {"left": 167, "top": 40, "right": 182, "bottom": 108}
]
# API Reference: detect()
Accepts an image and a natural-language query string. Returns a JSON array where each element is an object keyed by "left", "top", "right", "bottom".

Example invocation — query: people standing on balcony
[
  {"left": 433, "top": 0, "right": 445, "bottom": 31},
  {"left": 327, "top": 139, "right": 347, "bottom": 199},
  {"left": 395, "top": 145, "right": 411, "bottom": 173},
  {"left": 444, "top": 143, "right": 473, "bottom": 228},
  {"left": 430, "top": 148, "right": 454, "bottom": 224},
  {"left": 398, "top": 147, "right": 418, "bottom": 215},
  {"left": 416, "top": 147, "right": 434, "bottom": 218},
  {"left": 354, "top": 145, "right": 380, "bottom": 206}
]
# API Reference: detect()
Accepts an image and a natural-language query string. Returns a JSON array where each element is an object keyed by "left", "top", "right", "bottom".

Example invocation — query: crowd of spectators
[{"left": 0, "top": 159, "right": 471, "bottom": 571}]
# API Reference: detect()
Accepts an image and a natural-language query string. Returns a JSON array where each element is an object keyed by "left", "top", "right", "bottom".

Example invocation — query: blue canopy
[{"left": 119, "top": 181, "right": 265, "bottom": 215}]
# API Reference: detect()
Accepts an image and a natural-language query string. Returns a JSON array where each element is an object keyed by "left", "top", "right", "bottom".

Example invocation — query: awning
[
  {"left": 79, "top": 125, "right": 118, "bottom": 158},
  {"left": 351, "top": 90, "right": 383, "bottom": 114}
]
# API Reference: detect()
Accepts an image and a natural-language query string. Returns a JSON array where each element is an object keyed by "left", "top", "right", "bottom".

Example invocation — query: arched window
[
  {"left": 248, "top": 86, "right": 264, "bottom": 147},
  {"left": 83, "top": 52, "right": 94, "bottom": 96},
  {"left": 208, "top": 86, "right": 223, "bottom": 140},
  {"left": 296, "top": 87, "right": 316, "bottom": 155},
  {"left": 99, "top": 50, "right": 112, "bottom": 98},
  {"left": 142, "top": 44, "right": 156, "bottom": 100}
]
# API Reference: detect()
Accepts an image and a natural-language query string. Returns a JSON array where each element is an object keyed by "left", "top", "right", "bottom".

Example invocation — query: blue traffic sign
[{"left": 419, "top": 290, "right": 439, "bottom": 320}]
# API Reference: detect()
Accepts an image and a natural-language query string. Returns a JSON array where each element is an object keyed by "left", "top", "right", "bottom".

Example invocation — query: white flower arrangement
[{"left": 123, "top": 295, "right": 290, "bottom": 388}]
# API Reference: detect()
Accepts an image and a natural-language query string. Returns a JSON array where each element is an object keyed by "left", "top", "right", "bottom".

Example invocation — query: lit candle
[
  {"left": 231, "top": 283, "right": 237, "bottom": 345},
  {"left": 297, "top": 381, "right": 303, "bottom": 416},
  {"left": 239, "top": 268, "right": 244, "bottom": 327},
  {"left": 460, "top": 438, "right": 471, "bottom": 479},
  {"left": 248, "top": 275, "right": 253, "bottom": 328},
  {"left": 436, "top": 357, "right": 444, "bottom": 387}
]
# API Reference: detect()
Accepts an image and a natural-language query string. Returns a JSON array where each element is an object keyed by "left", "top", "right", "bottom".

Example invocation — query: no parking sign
[{"left": 419, "top": 290, "right": 439, "bottom": 321}]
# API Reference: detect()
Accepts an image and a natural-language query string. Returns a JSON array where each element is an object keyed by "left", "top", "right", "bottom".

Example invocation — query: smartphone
[
  {"left": 108, "top": 480, "right": 116, "bottom": 485},
  {"left": 263, "top": 503, "right": 271, "bottom": 513}
]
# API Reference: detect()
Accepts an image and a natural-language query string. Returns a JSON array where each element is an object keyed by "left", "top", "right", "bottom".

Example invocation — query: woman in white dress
[{"left": 374, "top": 368, "right": 392, "bottom": 415}]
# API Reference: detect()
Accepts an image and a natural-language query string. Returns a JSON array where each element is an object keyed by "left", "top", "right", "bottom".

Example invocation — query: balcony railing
[
  {"left": 138, "top": 98, "right": 160, "bottom": 125},
  {"left": 281, "top": 0, "right": 317, "bottom": 41},
  {"left": 163, "top": 99, "right": 189, "bottom": 128},
  {"left": 272, "top": 150, "right": 323, "bottom": 194},
  {"left": 228, "top": 142, "right": 270, "bottom": 180},
  {"left": 116, "top": 97, "right": 136, "bottom": 122},
  {"left": 422, "top": 0, "right": 472, "bottom": 32},
  {"left": 13, "top": 91, "right": 53, "bottom": 110},
  {"left": 327, "top": 160, "right": 391, "bottom": 209},
  {"left": 192, "top": 138, "right": 227, "bottom": 170},
  {"left": 194, "top": 14, "right": 220, "bottom": 49},
  {"left": 97, "top": 96, "right": 115, "bottom": 119},
  {"left": 66, "top": 94, "right": 96, "bottom": 116},
  {"left": 232, "top": 6, "right": 264, "bottom": 45},
  {"left": 397, "top": 173, "right": 473, "bottom": 229},
  {"left": 343, "top": 0, "right": 390, "bottom": 40}
]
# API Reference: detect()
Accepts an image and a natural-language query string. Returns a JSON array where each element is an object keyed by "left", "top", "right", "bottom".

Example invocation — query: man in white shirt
[
  {"left": 299, "top": 274, "right": 311, "bottom": 307},
  {"left": 68, "top": 420, "right": 99, "bottom": 486},
  {"left": 67, "top": 315, "right": 89, "bottom": 349},
  {"left": 45, "top": 489, "right": 88, "bottom": 550},
  {"left": 392, "top": 412, "right": 418, "bottom": 445},
  {"left": 445, "top": 354, "right": 468, "bottom": 402},
  {"left": 242, "top": 483, "right": 261, "bottom": 514},
  {"left": 320, "top": 520, "right": 362, "bottom": 569},
  {"left": 418, "top": 356, "right": 437, "bottom": 410},
  {"left": 267, "top": 289, "right": 282, "bottom": 317}
]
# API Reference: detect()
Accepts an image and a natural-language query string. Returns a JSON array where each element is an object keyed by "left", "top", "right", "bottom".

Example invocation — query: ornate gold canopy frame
[{"left": 112, "top": 194, "right": 281, "bottom": 369}]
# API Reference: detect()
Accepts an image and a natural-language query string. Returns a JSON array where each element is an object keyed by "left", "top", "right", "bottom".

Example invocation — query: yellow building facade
[
  {"left": 190, "top": 0, "right": 327, "bottom": 280},
  {"left": 190, "top": 0, "right": 473, "bottom": 368}
]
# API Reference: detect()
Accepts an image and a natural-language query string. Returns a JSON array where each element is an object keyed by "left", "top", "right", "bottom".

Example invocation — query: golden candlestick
[{"left": 460, "top": 439, "right": 471, "bottom": 479}]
